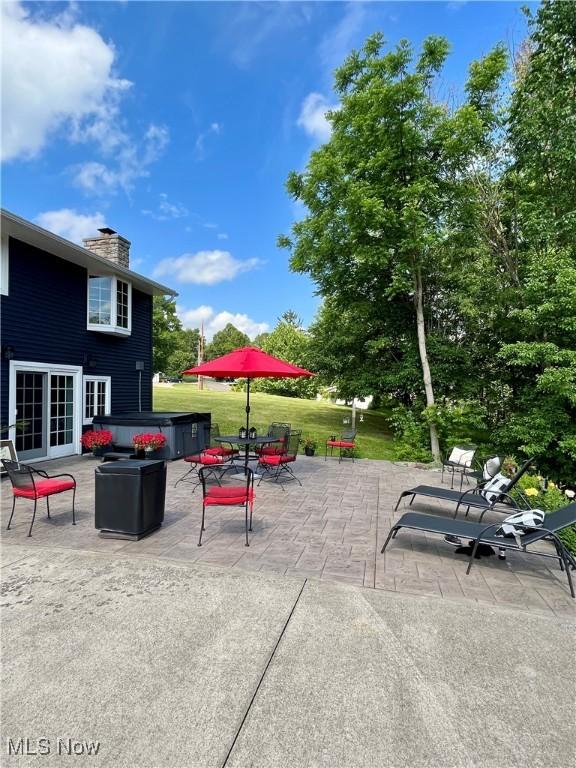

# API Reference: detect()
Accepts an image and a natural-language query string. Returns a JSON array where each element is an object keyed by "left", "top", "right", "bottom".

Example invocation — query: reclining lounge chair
[
  {"left": 380, "top": 502, "right": 576, "bottom": 597},
  {"left": 394, "top": 458, "right": 533, "bottom": 521}
]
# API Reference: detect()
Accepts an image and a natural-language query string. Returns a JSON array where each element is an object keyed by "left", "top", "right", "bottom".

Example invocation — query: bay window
[{"left": 87, "top": 276, "right": 131, "bottom": 335}]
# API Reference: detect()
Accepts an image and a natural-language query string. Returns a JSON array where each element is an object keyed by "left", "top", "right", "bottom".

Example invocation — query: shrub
[
  {"left": 515, "top": 472, "right": 576, "bottom": 555},
  {"left": 81, "top": 429, "right": 113, "bottom": 451},
  {"left": 132, "top": 433, "right": 167, "bottom": 452}
]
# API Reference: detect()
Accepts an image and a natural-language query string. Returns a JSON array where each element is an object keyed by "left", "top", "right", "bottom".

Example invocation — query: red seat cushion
[
  {"left": 204, "top": 447, "right": 238, "bottom": 457},
  {"left": 204, "top": 486, "right": 254, "bottom": 505},
  {"left": 260, "top": 446, "right": 285, "bottom": 456},
  {"left": 184, "top": 454, "right": 224, "bottom": 465},
  {"left": 13, "top": 478, "right": 75, "bottom": 499},
  {"left": 259, "top": 454, "right": 296, "bottom": 466},
  {"left": 327, "top": 440, "right": 355, "bottom": 448}
]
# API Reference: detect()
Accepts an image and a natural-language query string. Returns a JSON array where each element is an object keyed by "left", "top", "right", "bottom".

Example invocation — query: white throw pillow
[
  {"left": 448, "top": 447, "right": 475, "bottom": 467},
  {"left": 483, "top": 456, "right": 501, "bottom": 480},
  {"left": 480, "top": 472, "right": 510, "bottom": 503},
  {"left": 496, "top": 509, "right": 545, "bottom": 547}
]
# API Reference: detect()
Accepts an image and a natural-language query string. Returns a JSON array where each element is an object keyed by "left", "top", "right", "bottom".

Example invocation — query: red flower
[
  {"left": 82, "top": 429, "right": 113, "bottom": 450},
  {"left": 132, "top": 432, "right": 167, "bottom": 451}
]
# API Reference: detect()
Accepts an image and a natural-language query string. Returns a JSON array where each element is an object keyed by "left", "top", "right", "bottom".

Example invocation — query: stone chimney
[{"left": 83, "top": 227, "right": 131, "bottom": 269}]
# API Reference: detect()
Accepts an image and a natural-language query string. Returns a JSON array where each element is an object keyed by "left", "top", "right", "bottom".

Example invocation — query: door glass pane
[
  {"left": 15, "top": 372, "right": 44, "bottom": 452},
  {"left": 49, "top": 375, "right": 74, "bottom": 447}
]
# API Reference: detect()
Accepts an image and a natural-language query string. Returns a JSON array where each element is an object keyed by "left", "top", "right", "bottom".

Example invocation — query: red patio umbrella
[{"left": 183, "top": 347, "right": 314, "bottom": 462}]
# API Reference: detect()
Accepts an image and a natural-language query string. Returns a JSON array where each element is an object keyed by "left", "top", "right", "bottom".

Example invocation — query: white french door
[
  {"left": 48, "top": 373, "right": 76, "bottom": 458},
  {"left": 10, "top": 362, "right": 82, "bottom": 461}
]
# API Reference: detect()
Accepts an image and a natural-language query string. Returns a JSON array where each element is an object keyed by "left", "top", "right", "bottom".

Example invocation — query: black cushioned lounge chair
[
  {"left": 380, "top": 502, "right": 576, "bottom": 597},
  {"left": 394, "top": 458, "right": 534, "bottom": 520}
]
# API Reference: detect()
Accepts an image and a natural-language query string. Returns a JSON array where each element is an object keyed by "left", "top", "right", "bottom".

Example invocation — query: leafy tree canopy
[
  {"left": 205, "top": 323, "right": 250, "bottom": 361},
  {"left": 152, "top": 297, "right": 183, "bottom": 374}
]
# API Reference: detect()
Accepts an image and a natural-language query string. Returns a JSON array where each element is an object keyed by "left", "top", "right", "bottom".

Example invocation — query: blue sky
[{"left": 2, "top": 1, "right": 535, "bottom": 339}]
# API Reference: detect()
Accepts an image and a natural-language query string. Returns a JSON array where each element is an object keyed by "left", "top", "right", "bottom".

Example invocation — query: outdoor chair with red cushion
[
  {"left": 203, "top": 423, "right": 239, "bottom": 459},
  {"left": 198, "top": 465, "right": 255, "bottom": 547},
  {"left": 258, "top": 430, "right": 302, "bottom": 489},
  {"left": 257, "top": 422, "right": 291, "bottom": 457},
  {"left": 325, "top": 429, "right": 357, "bottom": 463},
  {"left": 2, "top": 459, "right": 76, "bottom": 537},
  {"left": 174, "top": 451, "right": 227, "bottom": 492}
]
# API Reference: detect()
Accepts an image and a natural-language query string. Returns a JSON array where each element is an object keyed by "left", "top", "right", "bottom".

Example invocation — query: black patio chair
[
  {"left": 441, "top": 444, "right": 477, "bottom": 490},
  {"left": 203, "top": 423, "right": 239, "bottom": 460},
  {"left": 255, "top": 422, "right": 291, "bottom": 457},
  {"left": 198, "top": 465, "right": 255, "bottom": 547},
  {"left": 258, "top": 430, "right": 302, "bottom": 489},
  {"left": 325, "top": 429, "right": 357, "bottom": 463},
  {"left": 380, "top": 502, "right": 576, "bottom": 598},
  {"left": 2, "top": 459, "right": 76, "bottom": 537},
  {"left": 174, "top": 426, "right": 229, "bottom": 492},
  {"left": 175, "top": 453, "right": 228, "bottom": 491},
  {"left": 394, "top": 458, "right": 534, "bottom": 520}
]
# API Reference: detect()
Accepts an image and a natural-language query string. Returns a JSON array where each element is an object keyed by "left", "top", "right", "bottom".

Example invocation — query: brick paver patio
[{"left": 1, "top": 455, "right": 574, "bottom": 618}]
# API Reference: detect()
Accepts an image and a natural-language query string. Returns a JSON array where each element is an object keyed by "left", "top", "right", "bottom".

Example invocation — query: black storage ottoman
[{"left": 95, "top": 460, "right": 166, "bottom": 540}]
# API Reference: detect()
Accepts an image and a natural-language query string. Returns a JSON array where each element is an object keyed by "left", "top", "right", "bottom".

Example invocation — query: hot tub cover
[{"left": 92, "top": 412, "right": 209, "bottom": 427}]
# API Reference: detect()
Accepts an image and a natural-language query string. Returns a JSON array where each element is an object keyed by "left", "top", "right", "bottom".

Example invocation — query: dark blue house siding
[{"left": 0, "top": 237, "right": 153, "bottom": 428}]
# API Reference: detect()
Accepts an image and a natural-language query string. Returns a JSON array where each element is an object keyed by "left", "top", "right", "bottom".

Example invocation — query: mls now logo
[{"left": 6, "top": 737, "right": 100, "bottom": 756}]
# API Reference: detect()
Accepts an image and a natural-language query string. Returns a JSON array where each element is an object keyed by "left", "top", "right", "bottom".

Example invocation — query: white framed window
[
  {"left": 87, "top": 276, "right": 131, "bottom": 335},
  {"left": 1, "top": 233, "right": 9, "bottom": 296},
  {"left": 83, "top": 375, "right": 111, "bottom": 424}
]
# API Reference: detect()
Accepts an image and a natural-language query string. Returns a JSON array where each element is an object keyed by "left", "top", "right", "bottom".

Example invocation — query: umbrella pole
[{"left": 245, "top": 378, "right": 251, "bottom": 474}]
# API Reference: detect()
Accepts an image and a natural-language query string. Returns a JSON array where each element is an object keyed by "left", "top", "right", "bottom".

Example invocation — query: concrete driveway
[{"left": 2, "top": 546, "right": 574, "bottom": 768}]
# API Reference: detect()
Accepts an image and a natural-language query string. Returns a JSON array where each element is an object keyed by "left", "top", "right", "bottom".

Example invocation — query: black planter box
[{"left": 95, "top": 460, "right": 166, "bottom": 540}]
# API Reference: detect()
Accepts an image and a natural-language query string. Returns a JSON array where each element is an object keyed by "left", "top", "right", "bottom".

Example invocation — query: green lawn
[{"left": 153, "top": 384, "right": 396, "bottom": 460}]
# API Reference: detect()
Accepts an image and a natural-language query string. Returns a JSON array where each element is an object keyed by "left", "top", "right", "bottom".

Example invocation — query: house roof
[{"left": 1, "top": 209, "right": 177, "bottom": 297}]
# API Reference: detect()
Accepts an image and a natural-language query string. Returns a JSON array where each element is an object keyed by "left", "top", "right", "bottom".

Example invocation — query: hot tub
[{"left": 91, "top": 412, "right": 211, "bottom": 460}]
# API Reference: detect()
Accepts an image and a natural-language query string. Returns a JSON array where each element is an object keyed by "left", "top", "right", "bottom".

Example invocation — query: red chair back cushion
[{"left": 204, "top": 486, "right": 254, "bottom": 505}]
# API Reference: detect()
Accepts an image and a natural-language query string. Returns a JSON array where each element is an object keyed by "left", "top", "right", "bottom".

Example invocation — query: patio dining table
[{"left": 214, "top": 435, "right": 282, "bottom": 477}]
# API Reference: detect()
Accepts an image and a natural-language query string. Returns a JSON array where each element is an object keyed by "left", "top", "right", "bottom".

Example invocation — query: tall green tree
[
  {"left": 168, "top": 328, "right": 201, "bottom": 375},
  {"left": 205, "top": 323, "right": 250, "bottom": 361},
  {"left": 251, "top": 311, "right": 319, "bottom": 398},
  {"left": 494, "top": 1, "right": 576, "bottom": 479},
  {"left": 152, "top": 296, "right": 183, "bottom": 373},
  {"left": 280, "top": 33, "right": 507, "bottom": 459},
  {"left": 253, "top": 331, "right": 271, "bottom": 349}
]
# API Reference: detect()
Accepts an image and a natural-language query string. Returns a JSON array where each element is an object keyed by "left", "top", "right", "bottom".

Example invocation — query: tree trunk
[{"left": 414, "top": 267, "right": 441, "bottom": 461}]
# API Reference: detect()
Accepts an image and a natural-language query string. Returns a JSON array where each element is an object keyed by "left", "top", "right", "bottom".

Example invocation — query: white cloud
[
  {"left": 217, "top": 233, "right": 229, "bottom": 240},
  {"left": 177, "top": 305, "right": 214, "bottom": 327},
  {"left": 195, "top": 122, "right": 222, "bottom": 159},
  {"left": 223, "top": 3, "right": 313, "bottom": 68},
  {"left": 319, "top": 2, "right": 367, "bottom": 74},
  {"left": 1, "top": 2, "right": 131, "bottom": 161},
  {"left": 447, "top": 1, "right": 469, "bottom": 11},
  {"left": 178, "top": 305, "right": 269, "bottom": 341},
  {"left": 142, "top": 193, "right": 189, "bottom": 221},
  {"left": 153, "top": 250, "right": 261, "bottom": 286},
  {"left": 297, "top": 93, "right": 337, "bottom": 142},
  {"left": 35, "top": 208, "right": 106, "bottom": 244},
  {"left": 71, "top": 123, "right": 169, "bottom": 195}
]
